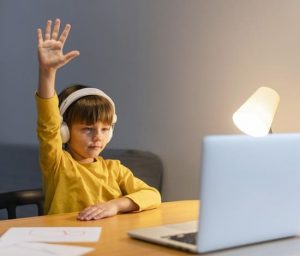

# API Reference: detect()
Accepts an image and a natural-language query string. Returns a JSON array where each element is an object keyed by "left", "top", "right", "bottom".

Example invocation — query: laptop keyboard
[{"left": 163, "top": 232, "right": 198, "bottom": 245}]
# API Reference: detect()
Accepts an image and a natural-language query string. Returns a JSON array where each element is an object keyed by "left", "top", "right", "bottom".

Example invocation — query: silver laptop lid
[{"left": 198, "top": 133, "right": 300, "bottom": 253}]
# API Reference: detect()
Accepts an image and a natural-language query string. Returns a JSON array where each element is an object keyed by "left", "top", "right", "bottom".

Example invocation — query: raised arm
[{"left": 36, "top": 19, "right": 80, "bottom": 98}]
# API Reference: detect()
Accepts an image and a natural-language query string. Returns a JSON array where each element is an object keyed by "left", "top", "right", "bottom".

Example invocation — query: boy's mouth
[{"left": 88, "top": 145, "right": 102, "bottom": 149}]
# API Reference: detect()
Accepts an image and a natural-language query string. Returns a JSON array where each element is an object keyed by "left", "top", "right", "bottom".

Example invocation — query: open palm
[{"left": 37, "top": 19, "right": 79, "bottom": 70}]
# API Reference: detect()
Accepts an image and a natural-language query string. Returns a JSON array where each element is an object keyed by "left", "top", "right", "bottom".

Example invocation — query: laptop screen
[{"left": 198, "top": 133, "right": 300, "bottom": 252}]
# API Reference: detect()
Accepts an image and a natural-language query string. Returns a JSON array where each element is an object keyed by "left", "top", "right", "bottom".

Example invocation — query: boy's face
[{"left": 67, "top": 121, "right": 112, "bottom": 163}]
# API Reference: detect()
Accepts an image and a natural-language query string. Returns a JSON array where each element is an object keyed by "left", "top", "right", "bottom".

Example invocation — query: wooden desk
[{"left": 0, "top": 200, "right": 199, "bottom": 256}]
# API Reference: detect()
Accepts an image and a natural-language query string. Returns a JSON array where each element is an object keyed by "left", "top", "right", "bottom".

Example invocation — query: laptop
[{"left": 128, "top": 133, "right": 300, "bottom": 253}]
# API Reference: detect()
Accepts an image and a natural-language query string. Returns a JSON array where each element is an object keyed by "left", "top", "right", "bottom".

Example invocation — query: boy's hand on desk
[
  {"left": 77, "top": 197, "right": 139, "bottom": 221},
  {"left": 77, "top": 201, "right": 119, "bottom": 221}
]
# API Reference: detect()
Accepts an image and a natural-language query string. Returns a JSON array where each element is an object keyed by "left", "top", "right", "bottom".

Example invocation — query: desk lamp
[{"left": 232, "top": 87, "right": 280, "bottom": 137}]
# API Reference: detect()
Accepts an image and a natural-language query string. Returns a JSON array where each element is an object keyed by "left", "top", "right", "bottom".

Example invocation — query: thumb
[{"left": 64, "top": 50, "right": 80, "bottom": 64}]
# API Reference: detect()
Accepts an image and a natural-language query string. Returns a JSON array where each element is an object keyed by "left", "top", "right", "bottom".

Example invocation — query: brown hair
[{"left": 58, "top": 84, "right": 114, "bottom": 127}]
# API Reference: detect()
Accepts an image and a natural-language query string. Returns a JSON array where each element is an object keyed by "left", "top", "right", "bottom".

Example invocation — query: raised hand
[
  {"left": 37, "top": 19, "right": 80, "bottom": 98},
  {"left": 36, "top": 19, "right": 80, "bottom": 71}
]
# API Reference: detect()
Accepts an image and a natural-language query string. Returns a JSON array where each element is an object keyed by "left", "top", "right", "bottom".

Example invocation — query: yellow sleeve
[
  {"left": 117, "top": 164, "right": 161, "bottom": 211},
  {"left": 35, "top": 93, "right": 63, "bottom": 177}
]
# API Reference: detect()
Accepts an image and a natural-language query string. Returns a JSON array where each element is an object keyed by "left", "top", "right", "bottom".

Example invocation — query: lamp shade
[{"left": 232, "top": 87, "right": 280, "bottom": 137}]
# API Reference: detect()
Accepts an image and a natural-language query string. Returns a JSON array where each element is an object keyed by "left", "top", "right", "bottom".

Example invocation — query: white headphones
[{"left": 59, "top": 88, "right": 117, "bottom": 144}]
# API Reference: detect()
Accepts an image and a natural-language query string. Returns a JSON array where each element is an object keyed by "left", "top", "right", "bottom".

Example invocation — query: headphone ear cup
[
  {"left": 60, "top": 122, "right": 70, "bottom": 144},
  {"left": 107, "top": 127, "right": 114, "bottom": 143}
]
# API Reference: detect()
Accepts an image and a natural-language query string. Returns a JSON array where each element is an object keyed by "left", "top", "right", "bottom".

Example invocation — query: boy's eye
[
  {"left": 100, "top": 128, "right": 109, "bottom": 135},
  {"left": 83, "top": 127, "right": 93, "bottom": 133}
]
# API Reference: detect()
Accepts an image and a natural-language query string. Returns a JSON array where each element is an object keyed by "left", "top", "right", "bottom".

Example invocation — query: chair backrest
[
  {"left": 0, "top": 188, "right": 44, "bottom": 219},
  {"left": 101, "top": 149, "right": 163, "bottom": 192}
]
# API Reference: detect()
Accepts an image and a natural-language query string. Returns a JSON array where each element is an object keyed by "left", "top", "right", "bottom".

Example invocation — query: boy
[{"left": 36, "top": 19, "right": 161, "bottom": 221}]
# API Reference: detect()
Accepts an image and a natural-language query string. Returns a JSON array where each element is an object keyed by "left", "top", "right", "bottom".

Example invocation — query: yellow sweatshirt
[{"left": 36, "top": 94, "right": 161, "bottom": 214}]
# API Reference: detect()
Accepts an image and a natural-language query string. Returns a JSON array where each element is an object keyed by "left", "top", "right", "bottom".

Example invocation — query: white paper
[
  {"left": 0, "top": 227, "right": 101, "bottom": 243},
  {"left": 0, "top": 241, "right": 94, "bottom": 256}
]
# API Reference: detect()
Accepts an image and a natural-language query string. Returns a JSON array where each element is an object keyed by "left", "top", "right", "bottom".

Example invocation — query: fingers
[
  {"left": 38, "top": 19, "right": 71, "bottom": 44},
  {"left": 37, "top": 18, "right": 79, "bottom": 71},
  {"left": 77, "top": 206, "right": 103, "bottom": 221},
  {"left": 44, "top": 20, "right": 52, "bottom": 40},
  {"left": 64, "top": 50, "right": 80, "bottom": 65},
  {"left": 77, "top": 205, "right": 96, "bottom": 219},
  {"left": 36, "top": 28, "right": 43, "bottom": 47},
  {"left": 83, "top": 206, "right": 103, "bottom": 220},
  {"left": 51, "top": 19, "right": 61, "bottom": 40},
  {"left": 59, "top": 24, "right": 71, "bottom": 46},
  {"left": 77, "top": 204, "right": 116, "bottom": 221}
]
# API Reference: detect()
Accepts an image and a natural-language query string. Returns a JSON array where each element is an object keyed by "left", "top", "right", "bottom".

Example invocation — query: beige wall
[{"left": 1, "top": 0, "right": 299, "bottom": 200}]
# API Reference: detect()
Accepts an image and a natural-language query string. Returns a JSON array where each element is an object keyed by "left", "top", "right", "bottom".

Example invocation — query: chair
[
  {"left": 0, "top": 188, "right": 44, "bottom": 219},
  {"left": 101, "top": 149, "right": 164, "bottom": 192}
]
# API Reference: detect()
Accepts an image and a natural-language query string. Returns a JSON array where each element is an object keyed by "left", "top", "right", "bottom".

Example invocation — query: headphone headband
[{"left": 59, "top": 88, "right": 117, "bottom": 123}]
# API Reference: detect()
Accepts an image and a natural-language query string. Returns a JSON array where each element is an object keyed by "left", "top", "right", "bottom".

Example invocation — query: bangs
[{"left": 65, "top": 95, "right": 114, "bottom": 126}]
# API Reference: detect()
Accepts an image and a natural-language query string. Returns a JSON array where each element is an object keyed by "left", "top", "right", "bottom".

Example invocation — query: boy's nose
[
  {"left": 92, "top": 130, "right": 102, "bottom": 140},
  {"left": 92, "top": 129, "right": 106, "bottom": 141}
]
